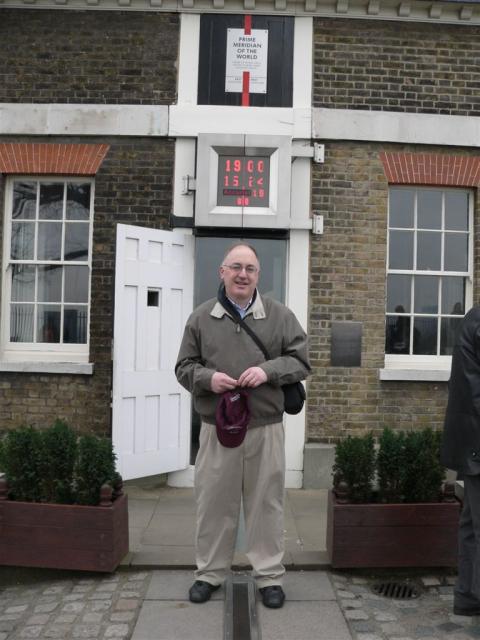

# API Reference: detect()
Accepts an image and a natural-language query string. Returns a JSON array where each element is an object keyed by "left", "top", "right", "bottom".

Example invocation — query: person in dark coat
[{"left": 442, "top": 306, "right": 480, "bottom": 616}]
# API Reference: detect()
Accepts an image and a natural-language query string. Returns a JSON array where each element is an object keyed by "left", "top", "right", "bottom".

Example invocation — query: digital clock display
[{"left": 217, "top": 155, "right": 270, "bottom": 207}]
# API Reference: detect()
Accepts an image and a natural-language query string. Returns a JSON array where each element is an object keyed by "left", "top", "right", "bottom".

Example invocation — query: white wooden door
[{"left": 112, "top": 224, "right": 194, "bottom": 480}]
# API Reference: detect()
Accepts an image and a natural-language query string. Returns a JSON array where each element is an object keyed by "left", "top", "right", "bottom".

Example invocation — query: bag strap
[{"left": 218, "top": 285, "right": 271, "bottom": 361}]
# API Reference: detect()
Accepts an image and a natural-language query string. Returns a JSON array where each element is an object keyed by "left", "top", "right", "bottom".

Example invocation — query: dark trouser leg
[{"left": 455, "top": 474, "right": 480, "bottom": 609}]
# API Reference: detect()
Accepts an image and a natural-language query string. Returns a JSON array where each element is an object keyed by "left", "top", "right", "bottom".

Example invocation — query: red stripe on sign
[
  {"left": 242, "top": 71, "right": 250, "bottom": 106},
  {"left": 242, "top": 16, "right": 251, "bottom": 106}
]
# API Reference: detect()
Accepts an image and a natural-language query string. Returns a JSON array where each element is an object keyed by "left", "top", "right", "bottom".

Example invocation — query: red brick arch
[
  {"left": 0, "top": 143, "right": 110, "bottom": 175},
  {"left": 379, "top": 152, "right": 480, "bottom": 187}
]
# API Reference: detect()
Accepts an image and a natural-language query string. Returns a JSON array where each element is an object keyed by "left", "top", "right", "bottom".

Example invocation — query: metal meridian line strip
[{"left": 224, "top": 576, "right": 261, "bottom": 640}]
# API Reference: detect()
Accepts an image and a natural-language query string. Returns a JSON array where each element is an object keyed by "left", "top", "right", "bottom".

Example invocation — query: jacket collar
[{"left": 211, "top": 289, "right": 266, "bottom": 320}]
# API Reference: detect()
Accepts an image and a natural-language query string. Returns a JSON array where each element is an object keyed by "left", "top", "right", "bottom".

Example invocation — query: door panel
[{"left": 112, "top": 224, "right": 194, "bottom": 480}]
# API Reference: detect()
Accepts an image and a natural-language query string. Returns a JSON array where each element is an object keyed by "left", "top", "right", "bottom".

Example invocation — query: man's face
[{"left": 220, "top": 245, "right": 260, "bottom": 306}]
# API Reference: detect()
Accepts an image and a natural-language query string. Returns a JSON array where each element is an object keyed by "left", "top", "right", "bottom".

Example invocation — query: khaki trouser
[{"left": 194, "top": 421, "right": 286, "bottom": 589}]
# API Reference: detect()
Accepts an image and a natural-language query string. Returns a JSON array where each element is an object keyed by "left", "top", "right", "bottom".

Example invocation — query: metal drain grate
[{"left": 372, "top": 581, "right": 420, "bottom": 599}]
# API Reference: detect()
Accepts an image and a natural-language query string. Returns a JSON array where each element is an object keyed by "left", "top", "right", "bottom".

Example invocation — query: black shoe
[
  {"left": 259, "top": 585, "right": 285, "bottom": 609},
  {"left": 454, "top": 604, "right": 480, "bottom": 616},
  {"left": 189, "top": 580, "right": 221, "bottom": 603}
]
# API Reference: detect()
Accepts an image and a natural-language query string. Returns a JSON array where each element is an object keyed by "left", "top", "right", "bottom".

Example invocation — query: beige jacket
[{"left": 175, "top": 291, "right": 310, "bottom": 427}]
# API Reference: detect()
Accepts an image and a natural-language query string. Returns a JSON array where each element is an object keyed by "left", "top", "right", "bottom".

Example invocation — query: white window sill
[
  {"left": 0, "top": 362, "right": 94, "bottom": 375},
  {"left": 378, "top": 368, "right": 450, "bottom": 382}
]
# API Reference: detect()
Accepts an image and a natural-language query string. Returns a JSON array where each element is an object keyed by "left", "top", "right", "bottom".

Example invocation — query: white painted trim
[
  {"left": 290, "top": 150, "right": 312, "bottom": 229},
  {"left": 378, "top": 368, "right": 450, "bottom": 381},
  {"left": 1, "top": 0, "right": 480, "bottom": 27},
  {"left": 178, "top": 14, "right": 200, "bottom": 105},
  {"left": 293, "top": 17, "right": 313, "bottom": 109},
  {"left": 284, "top": 229, "right": 310, "bottom": 487},
  {"left": 0, "top": 104, "right": 169, "bottom": 137},
  {"left": 313, "top": 107, "right": 480, "bottom": 147},
  {"left": 172, "top": 138, "right": 196, "bottom": 218},
  {"left": 0, "top": 362, "right": 94, "bottom": 374},
  {"left": 169, "top": 105, "right": 311, "bottom": 139},
  {"left": 6, "top": 104, "right": 480, "bottom": 149},
  {"left": 1, "top": 176, "right": 94, "bottom": 364}
]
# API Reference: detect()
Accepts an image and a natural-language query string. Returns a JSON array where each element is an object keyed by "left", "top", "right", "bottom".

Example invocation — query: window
[
  {"left": 385, "top": 186, "right": 472, "bottom": 366},
  {"left": 2, "top": 177, "right": 93, "bottom": 362}
]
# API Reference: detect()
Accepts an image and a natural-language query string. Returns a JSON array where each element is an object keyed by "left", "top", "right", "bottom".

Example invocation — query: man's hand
[
  {"left": 211, "top": 372, "right": 238, "bottom": 394},
  {"left": 237, "top": 366, "right": 268, "bottom": 388}
]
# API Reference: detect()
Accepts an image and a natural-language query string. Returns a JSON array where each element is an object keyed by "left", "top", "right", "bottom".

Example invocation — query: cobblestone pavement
[
  {"left": 2, "top": 568, "right": 480, "bottom": 640},
  {"left": 331, "top": 571, "right": 480, "bottom": 640},
  {"left": 0, "top": 569, "right": 151, "bottom": 640}
]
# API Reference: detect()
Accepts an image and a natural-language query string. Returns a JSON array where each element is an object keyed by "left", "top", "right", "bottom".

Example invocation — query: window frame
[
  {"left": 384, "top": 185, "right": 474, "bottom": 371},
  {"left": 1, "top": 175, "right": 94, "bottom": 363}
]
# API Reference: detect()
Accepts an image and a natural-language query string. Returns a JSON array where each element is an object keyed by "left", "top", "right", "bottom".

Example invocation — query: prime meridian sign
[{"left": 225, "top": 29, "right": 269, "bottom": 95}]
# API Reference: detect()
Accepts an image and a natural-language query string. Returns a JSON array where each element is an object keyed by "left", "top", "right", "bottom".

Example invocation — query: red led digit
[
  {"left": 225, "top": 159, "right": 231, "bottom": 172},
  {"left": 257, "top": 160, "right": 264, "bottom": 173},
  {"left": 234, "top": 159, "right": 241, "bottom": 173}
]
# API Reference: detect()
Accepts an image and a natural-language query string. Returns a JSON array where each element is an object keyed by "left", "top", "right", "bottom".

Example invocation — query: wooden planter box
[
  {"left": 0, "top": 493, "right": 129, "bottom": 572},
  {"left": 327, "top": 489, "right": 460, "bottom": 569}
]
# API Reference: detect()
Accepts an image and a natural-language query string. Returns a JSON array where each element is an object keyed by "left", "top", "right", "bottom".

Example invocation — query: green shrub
[
  {"left": 74, "top": 434, "right": 117, "bottom": 506},
  {"left": 41, "top": 420, "right": 77, "bottom": 504},
  {"left": 333, "top": 426, "right": 446, "bottom": 504},
  {"left": 377, "top": 427, "right": 406, "bottom": 503},
  {"left": 401, "top": 428, "right": 445, "bottom": 503},
  {"left": 0, "top": 426, "right": 44, "bottom": 502},
  {"left": 332, "top": 432, "right": 375, "bottom": 503},
  {"left": 0, "top": 422, "right": 119, "bottom": 506}
]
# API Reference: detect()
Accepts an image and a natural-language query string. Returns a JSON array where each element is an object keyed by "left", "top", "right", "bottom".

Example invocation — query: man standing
[
  {"left": 175, "top": 242, "right": 310, "bottom": 609},
  {"left": 442, "top": 306, "right": 480, "bottom": 616}
]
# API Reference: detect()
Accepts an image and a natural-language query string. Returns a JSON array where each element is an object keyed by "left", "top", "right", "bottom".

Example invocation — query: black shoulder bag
[{"left": 219, "top": 287, "right": 306, "bottom": 415}]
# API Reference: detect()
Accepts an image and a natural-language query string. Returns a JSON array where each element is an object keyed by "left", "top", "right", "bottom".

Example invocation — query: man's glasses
[{"left": 222, "top": 263, "right": 259, "bottom": 274}]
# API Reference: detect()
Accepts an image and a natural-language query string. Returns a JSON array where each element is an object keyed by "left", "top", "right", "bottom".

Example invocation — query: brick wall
[
  {"left": 314, "top": 18, "right": 480, "bottom": 116},
  {"left": 0, "top": 136, "right": 174, "bottom": 433},
  {"left": 0, "top": 9, "right": 179, "bottom": 104},
  {"left": 308, "top": 141, "right": 480, "bottom": 442}
]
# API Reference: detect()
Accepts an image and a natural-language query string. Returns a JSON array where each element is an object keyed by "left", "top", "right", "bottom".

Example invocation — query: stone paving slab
[
  {"left": 259, "top": 601, "right": 352, "bottom": 640},
  {"left": 130, "top": 600, "right": 223, "bottom": 640},
  {"left": 128, "top": 547, "right": 196, "bottom": 568},
  {"left": 126, "top": 499, "right": 157, "bottom": 530},
  {"left": 145, "top": 571, "right": 223, "bottom": 601},
  {"left": 279, "top": 571, "right": 336, "bottom": 601},
  {"left": 140, "top": 515, "right": 197, "bottom": 546}
]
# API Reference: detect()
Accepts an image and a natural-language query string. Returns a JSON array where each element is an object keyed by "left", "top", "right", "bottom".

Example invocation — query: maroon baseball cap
[{"left": 215, "top": 389, "right": 250, "bottom": 448}]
